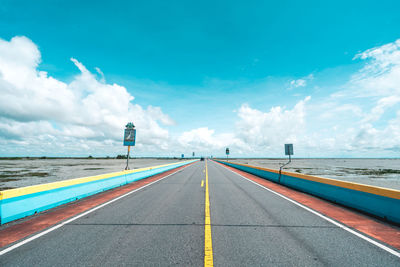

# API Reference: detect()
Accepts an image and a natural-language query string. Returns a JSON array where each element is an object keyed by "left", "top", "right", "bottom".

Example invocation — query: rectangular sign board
[
  {"left": 285, "top": 144, "right": 293, "bottom": 155},
  {"left": 124, "top": 129, "right": 136, "bottom": 146}
]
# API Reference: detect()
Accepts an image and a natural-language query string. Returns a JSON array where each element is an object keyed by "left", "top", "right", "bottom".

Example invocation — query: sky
[{"left": 0, "top": 0, "right": 400, "bottom": 158}]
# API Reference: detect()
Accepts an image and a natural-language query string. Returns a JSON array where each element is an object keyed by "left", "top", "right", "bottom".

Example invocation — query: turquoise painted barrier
[
  {"left": 0, "top": 160, "right": 196, "bottom": 224},
  {"left": 216, "top": 160, "right": 400, "bottom": 224}
]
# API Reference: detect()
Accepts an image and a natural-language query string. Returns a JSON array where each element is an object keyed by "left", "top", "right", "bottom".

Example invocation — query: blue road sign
[
  {"left": 285, "top": 144, "right": 293, "bottom": 155},
  {"left": 124, "top": 128, "right": 136, "bottom": 146}
]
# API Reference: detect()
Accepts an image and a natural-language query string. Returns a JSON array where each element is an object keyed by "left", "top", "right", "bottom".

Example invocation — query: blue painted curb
[
  {"left": 216, "top": 160, "right": 400, "bottom": 224},
  {"left": 0, "top": 160, "right": 196, "bottom": 224}
]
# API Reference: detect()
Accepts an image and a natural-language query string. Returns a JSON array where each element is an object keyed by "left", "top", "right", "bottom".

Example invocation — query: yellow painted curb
[{"left": 0, "top": 161, "right": 193, "bottom": 200}]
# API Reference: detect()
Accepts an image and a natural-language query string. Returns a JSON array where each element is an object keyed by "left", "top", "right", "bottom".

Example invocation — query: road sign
[
  {"left": 124, "top": 125, "right": 136, "bottom": 146},
  {"left": 226, "top": 148, "right": 230, "bottom": 155},
  {"left": 285, "top": 144, "right": 293, "bottom": 156},
  {"left": 124, "top": 122, "right": 136, "bottom": 170}
]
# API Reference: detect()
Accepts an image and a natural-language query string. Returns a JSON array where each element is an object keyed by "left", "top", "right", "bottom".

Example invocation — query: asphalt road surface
[{"left": 1, "top": 160, "right": 399, "bottom": 266}]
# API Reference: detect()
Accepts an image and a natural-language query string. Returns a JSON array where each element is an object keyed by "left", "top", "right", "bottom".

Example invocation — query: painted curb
[
  {"left": 216, "top": 160, "right": 400, "bottom": 224},
  {"left": 0, "top": 160, "right": 197, "bottom": 224}
]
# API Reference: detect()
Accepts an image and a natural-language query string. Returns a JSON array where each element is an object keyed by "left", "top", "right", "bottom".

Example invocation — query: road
[{"left": 1, "top": 160, "right": 399, "bottom": 266}]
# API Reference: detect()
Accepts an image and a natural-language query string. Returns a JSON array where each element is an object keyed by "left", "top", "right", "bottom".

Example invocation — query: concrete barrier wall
[
  {"left": 0, "top": 160, "right": 197, "bottom": 224},
  {"left": 216, "top": 160, "right": 400, "bottom": 224}
]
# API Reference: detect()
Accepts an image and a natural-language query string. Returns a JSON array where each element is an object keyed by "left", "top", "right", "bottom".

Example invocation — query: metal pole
[
  {"left": 125, "top": 146, "right": 130, "bottom": 170},
  {"left": 279, "top": 155, "right": 292, "bottom": 183}
]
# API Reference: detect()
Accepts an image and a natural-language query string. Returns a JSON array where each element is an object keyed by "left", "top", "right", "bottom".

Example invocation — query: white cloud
[
  {"left": 177, "top": 127, "right": 248, "bottom": 156},
  {"left": 0, "top": 36, "right": 174, "bottom": 155},
  {"left": 304, "top": 39, "right": 400, "bottom": 155},
  {"left": 173, "top": 96, "right": 314, "bottom": 156},
  {"left": 345, "top": 39, "right": 400, "bottom": 152},
  {"left": 289, "top": 79, "right": 306, "bottom": 88},
  {"left": 350, "top": 110, "right": 400, "bottom": 153},
  {"left": 221, "top": 39, "right": 400, "bottom": 156},
  {"left": 1, "top": 36, "right": 400, "bottom": 157},
  {"left": 288, "top": 74, "right": 313, "bottom": 89},
  {"left": 362, "top": 96, "right": 400, "bottom": 123},
  {"left": 354, "top": 39, "right": 400, "bottom": 75},
  {"left": 350, "top": 39, "right": 400, "bottom": 97},
  {"left": 318, "top": 103, "right": 363, "bottom": 119},
  {"left": 235, "top": 96, "right": 311, "bottom": 154},
  {"left": 179, "top": 127, "right": 228, "bottom": 150}
]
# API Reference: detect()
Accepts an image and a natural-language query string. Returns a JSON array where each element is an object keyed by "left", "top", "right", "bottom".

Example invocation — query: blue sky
[{"left": 0, "top": 1, "right": 400, "bottom": 157}]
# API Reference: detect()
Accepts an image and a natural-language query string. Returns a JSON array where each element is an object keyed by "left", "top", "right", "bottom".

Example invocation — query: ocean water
[
  {"left": 0, "top": 158, "right": 182, "bottom": 190},
  {"left": 230, "top": 158, "right": 400, "bottom": 190}
]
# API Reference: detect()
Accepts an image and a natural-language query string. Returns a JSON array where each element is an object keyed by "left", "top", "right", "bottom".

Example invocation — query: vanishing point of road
[{"left": 0, "top": 160, "right": 399, "bottom": 266}]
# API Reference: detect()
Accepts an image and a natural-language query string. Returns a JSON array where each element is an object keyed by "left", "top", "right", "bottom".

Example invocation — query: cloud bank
[
  {"left": 0, "top": 36, "right": 399, "bottom": 157},
  {"left": 0, "top": 36, "right": 173, "bottom": 155},
  {"left": 180, "top": 39, "right": 400, "bottom": 157}
]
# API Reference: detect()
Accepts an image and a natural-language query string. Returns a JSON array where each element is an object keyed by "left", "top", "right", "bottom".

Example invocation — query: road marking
[
  {"left": 217, "top": 162, "right": 400, "bottom": 258},
  {"left": 204, "top": 160, "right": 214, "bottom": 267},
  {"left": 201, "top": 180, "right": 204, "bottom": 187},
  {"left": 0, "top": 164, "right": 194, "bottom": 256}
]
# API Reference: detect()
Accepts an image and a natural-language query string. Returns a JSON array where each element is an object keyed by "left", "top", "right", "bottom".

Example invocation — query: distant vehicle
[{"left": 200, "top": 157, "right": 205, "bottom": 161}]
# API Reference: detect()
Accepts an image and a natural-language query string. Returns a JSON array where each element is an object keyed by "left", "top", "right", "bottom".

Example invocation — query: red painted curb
[
  {"left": 0, "top": 163, "right": 194, "bottom": 248},
  {"left": 216, "top": 161, "right": 400, "bottom": 250}
]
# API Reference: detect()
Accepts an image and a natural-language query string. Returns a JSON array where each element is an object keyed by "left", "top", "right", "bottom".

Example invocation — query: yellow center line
[
  {"left": 204, "top": 160, "right": 213, "bottom": 266},
  {"left": 201, "top": 180, "right": 204, "bottom": 187}
]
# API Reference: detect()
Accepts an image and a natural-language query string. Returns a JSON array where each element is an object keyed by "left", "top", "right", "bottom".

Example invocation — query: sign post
[
  {"left": 123, "top": 122, "right": 136, "bottom": 170},
  {"left": 226, "top": 147, "right": 230, "bottom": 161},
  {"left": 279, "top": 144, "right": 293, "bottom": 183}
]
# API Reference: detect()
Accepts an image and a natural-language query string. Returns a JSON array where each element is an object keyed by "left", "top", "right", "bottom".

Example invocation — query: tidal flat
[{"left": 1, "top": 158, "right": 399, "bottom": 191}]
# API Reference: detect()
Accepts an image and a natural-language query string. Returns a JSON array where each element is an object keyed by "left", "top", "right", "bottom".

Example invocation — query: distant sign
[
  {"left": 226, "top": 148, "right": 230, "bottom": 155},
  {"left": 285, "top": 144, "right": 293, "bottom": 155},
  {"left": 181, "top": 154, "right": 184, "bottom": 158},
  {"left": 124, "top": 128, "right": 136, "bottom": 146}
]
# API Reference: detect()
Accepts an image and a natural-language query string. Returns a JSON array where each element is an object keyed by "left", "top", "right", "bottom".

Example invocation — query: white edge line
[
  {"left": 215, "top": 161, "right": 400, "bottom": 258},
  {"left": 0, "top": 163, "right": 194, "bottom": 256}
]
